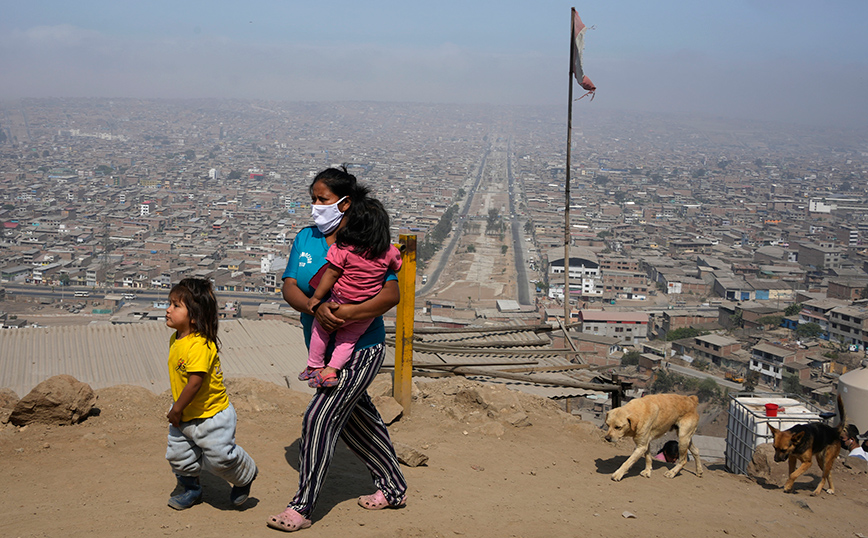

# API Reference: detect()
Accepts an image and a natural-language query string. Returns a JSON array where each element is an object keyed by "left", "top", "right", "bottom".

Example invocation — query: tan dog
[{"left": 604, "top": 393, "right": 703, "bottom": 481}]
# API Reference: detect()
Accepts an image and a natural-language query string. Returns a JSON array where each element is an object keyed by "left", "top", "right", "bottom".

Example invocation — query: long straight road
[
  {"left": 667, "top": 363, "right": 744, "bottom": 391},
  {"left": 505, "top": 138, "right": 531, "bottom": 305},
  {"left": 415, "top": 146, "right": 489, "bottom": 296}
]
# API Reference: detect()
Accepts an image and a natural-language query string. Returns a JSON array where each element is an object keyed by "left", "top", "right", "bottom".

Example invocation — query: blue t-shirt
[{"left": 282, "top": 226, "right": 396, "bottom": 351}]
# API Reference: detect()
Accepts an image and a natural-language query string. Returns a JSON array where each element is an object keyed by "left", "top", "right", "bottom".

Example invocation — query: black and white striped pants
[{"left": 288, "top": 343, "right": 407, "bottom": 517}]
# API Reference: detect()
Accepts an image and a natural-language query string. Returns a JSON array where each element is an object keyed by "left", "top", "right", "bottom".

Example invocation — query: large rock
[
  {"left": 746, "top": 443, "right": 789, "bottom": 487},
  {"left": 9, "top": 375, "right": 96, "bottom": 426},
  {"left": 373, "top": 395, "right": 405, "bottom": 425},
  {"left": 0, "top": 388, "right": 19, "bottom": 424},
  {"left": 394, "top": 441, "right": 429, "bottom": 467}
]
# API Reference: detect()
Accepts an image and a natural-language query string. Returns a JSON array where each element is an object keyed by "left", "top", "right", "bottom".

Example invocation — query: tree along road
[{"left": 416, "top": 146, "right": 489, "bottom": 296}]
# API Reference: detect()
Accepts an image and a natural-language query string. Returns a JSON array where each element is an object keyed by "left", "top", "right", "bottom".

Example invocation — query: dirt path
[{"left": 2, "top": 376, "right": 867, "bottom": 538}]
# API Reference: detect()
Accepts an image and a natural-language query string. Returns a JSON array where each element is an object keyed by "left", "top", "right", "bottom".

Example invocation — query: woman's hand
[
  {"left": 315, "top": 300, "right": 345, "bottom": 332},
  {"left": 306, "top": 297, "right": 321, "bottom": 314},
  {"left": 326, "top": 280, "right": 400, "bottom": 330}
]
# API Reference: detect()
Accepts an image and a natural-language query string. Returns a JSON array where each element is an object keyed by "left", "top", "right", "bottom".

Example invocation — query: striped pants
[{"left": 288, "top": 343, "right": 407, "bottom": 517}]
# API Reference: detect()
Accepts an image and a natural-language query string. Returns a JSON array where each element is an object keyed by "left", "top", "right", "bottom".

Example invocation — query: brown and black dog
[{"left": 769, "top": 394, "right": 846, "bottom": 496}]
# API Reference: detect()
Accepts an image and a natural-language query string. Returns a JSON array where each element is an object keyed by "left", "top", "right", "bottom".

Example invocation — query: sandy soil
[{"left": 2, "top": 376, "right": 867, "bottom": 538}]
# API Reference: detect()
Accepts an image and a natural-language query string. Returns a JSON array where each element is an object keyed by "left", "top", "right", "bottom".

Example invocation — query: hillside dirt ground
[{"left": 2, "top": 376, "right": 867, "bottom": 538}]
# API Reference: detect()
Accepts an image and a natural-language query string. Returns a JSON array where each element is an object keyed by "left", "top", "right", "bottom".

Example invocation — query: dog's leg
[
  {"left": 665, "top": 431, "right": 702, "bottom": 479},
  {"left": 664, "top": 442, "right": 688, "bottom": 479},
  {"left": 689, "top": 440, "right": 703, "bottom": 478},
  {"left": 641, "top": 448, "right": 654, "bottom": 478},
  {"left": 664, "top": 439, "right": 703, "bottom": 479},
  {"left": 813, "top": 450, "right": 835, "bottom": 496},
  {"left": 612, "top": 443, "right": 649, "bottom": 481},
  {"left": 784, "top": 457, "right": 812, "bottom": 493}
]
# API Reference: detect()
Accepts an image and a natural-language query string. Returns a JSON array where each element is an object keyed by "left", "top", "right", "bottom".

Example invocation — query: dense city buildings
[{"left": 2, "top": 98, "right": 868, "bottom": 398}]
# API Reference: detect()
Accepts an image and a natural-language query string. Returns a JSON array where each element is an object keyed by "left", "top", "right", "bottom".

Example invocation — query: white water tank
[{"left": 839, "top": 368, "right": 868, "bottom": 433}]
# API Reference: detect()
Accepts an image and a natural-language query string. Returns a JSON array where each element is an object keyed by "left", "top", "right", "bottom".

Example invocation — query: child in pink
[{"left": 302, "top": 196, "right": 402, "bottom": 388}]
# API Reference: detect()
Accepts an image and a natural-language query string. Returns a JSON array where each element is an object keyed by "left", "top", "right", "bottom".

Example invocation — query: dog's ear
[
  {"left": 626, "top": 417, "right": 633, "bottom": 431},
  {"left": 791, "top": 431, "right": 804, "bottom": 444},
  {"left": 769, "top": 425, "right": 779, "bottom": 435}
]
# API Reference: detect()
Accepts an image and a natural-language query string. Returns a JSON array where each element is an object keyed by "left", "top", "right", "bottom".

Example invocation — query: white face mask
[{"left": 311, "top": 196, "right": 347, "bottom": 234}]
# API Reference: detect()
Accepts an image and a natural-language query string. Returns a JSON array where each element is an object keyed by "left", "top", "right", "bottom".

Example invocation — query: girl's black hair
[
  {"left": 169, "top": 278, "right": 221, "bottom": 353},
  {"left": 311, "top": 166, "right": 392, "bottom": 259},
  {"left": 337, "top": 196, "right": 392, "bottom": 259},
  {"left": 659, "top": 440, "right": 679, "bottom": 460}
]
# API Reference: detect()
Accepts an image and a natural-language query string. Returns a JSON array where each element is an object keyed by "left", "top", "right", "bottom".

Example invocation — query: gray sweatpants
[{"left": 166, "top": 403, "right": 256, "bottom": 487}]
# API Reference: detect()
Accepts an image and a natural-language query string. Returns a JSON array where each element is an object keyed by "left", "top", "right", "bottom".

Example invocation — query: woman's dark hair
[
  {"left": 169, "top": 278, "right": 221, "bottom": 352},
  {"left": 311, "top": 166, "right": 391, "bottom": 259},
  {"left": 309, "top": 166, "right": 359, "bottom": 201}
]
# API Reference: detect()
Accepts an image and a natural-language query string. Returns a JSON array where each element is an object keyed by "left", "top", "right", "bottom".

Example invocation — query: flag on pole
[{"left": 570, "top": 8, "right": 596, "bottom": 100}]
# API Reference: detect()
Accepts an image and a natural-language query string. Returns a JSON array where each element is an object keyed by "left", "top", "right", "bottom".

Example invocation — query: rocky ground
[{"left": 1, "top": 375, "right": 867, "bottom": 538}]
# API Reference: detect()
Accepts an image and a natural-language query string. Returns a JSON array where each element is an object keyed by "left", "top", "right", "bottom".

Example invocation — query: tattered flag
[{"left": 570, "top": 8, "right": 596, "bottom": 100}]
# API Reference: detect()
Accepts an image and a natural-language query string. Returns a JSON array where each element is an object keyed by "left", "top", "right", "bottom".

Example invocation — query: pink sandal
[
  {"left": 308, "top": 370, "right": 338, "bottom": 388},
  {"left": 267, "top": 507, "right": 312, "bottom": 532},
  {"left": 358, "top": 490, "right": 406, "bottom": 510},
  {"left": 297, "top": 367, "right": 321, "bottom": 382}
]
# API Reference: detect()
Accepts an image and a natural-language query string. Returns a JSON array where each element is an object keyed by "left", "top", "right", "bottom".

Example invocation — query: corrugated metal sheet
[
  {"left": 1, "top": 320, "right": 606, "bottom": 402},
  {"left": 382, "top": 324, "right": 608, "bottom": 399},
  {"left": 412, "top": 325, "right": 552, "bottom": 348},
  {"left": 0, "top": 320, "right": 313, "bottom": 398},
  {"left": 387, "top": 351, "right": 605, "bottom": 400}
]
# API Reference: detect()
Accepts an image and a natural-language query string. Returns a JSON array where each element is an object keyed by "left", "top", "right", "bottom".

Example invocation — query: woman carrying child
[
  {"left": 300, "top": 193, "right": 402, "bottom": 388},
  {"left": 268, "top": 167, "right": 407, "bottom": 532},
  {"left": 164, "top": 277, "right": 257, "bottom": 510}
]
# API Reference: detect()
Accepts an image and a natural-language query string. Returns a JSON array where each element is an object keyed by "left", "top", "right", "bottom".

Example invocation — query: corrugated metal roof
[
  {"left": 1, "top": 320, "right": 608, "bottom": 402},
  {"left": 410, "top": 325, "right": 553, "bottom": 348},
  {"left": 387, "top": 350, "right": 606, "bottom": 400},
  {"left": 382, "top": 324, "right": 609, "bottom": 398},
  {"left": 0, "top": 320, "right": 313, "bottom": 398}
]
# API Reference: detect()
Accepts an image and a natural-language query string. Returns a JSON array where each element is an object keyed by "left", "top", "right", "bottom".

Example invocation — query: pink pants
[{"left": 308, "top": 317, "right": 375, "bottom": 371}]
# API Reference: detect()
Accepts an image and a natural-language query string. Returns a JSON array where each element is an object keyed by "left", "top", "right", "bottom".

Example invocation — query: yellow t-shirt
[{"left": 167, "top": 332, "right": 229, "bottom": 422}]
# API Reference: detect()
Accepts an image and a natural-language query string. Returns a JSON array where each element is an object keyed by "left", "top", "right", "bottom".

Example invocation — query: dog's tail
[{"left": 836, "top": 393, "right": 847, "bottom": 435}]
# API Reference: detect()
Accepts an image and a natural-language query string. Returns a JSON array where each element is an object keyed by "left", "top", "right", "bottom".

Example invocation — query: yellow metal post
[{"left": 394, "top": 234, "right": 417, "bottom": 414}]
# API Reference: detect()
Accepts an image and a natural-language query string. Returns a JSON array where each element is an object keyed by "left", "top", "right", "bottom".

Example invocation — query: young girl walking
[
  {"left": 164, "top": 277, "right": 257, "bottom": 510},
  {"left": 300, "top": 195, "right": 402, "bottom": 388}
]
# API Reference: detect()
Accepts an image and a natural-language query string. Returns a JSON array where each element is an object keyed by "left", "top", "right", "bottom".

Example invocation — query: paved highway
[
  {"left": 415, "top": 146, "right": 490, "bottom": 296},
  {"left": 505, "top": 139, "right": 531, "bottom": 306},
  {"left": 667, "top": 363, "right": 744, "bottom": 391}
]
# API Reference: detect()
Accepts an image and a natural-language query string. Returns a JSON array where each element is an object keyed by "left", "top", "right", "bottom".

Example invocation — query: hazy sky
[{"left": 1, "top": 1, "right": 866, "bottom": 128}]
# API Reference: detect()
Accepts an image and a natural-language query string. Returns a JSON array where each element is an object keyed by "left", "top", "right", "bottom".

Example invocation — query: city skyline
[{"left": 1, "top": 1, "right": 867, "bottom": 130}]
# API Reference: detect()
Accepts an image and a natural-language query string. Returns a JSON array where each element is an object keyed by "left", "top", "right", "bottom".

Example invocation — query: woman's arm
[
  {"left": 282, "top": 277, "right": 315, "bottom": 315},
  {"left": 323, "top": 279, "right": 400, "bottom": 325},
  {"left": 308, "top": 265, "right": 342, "bottom": 305}
]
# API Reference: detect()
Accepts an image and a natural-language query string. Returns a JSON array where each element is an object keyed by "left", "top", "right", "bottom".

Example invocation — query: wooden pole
[
  {"left": 394, "top": 234, "right": 417, "bottom": 414},
  {"left": 564, "top": 9, "right": 575, "bottom": 324}
]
